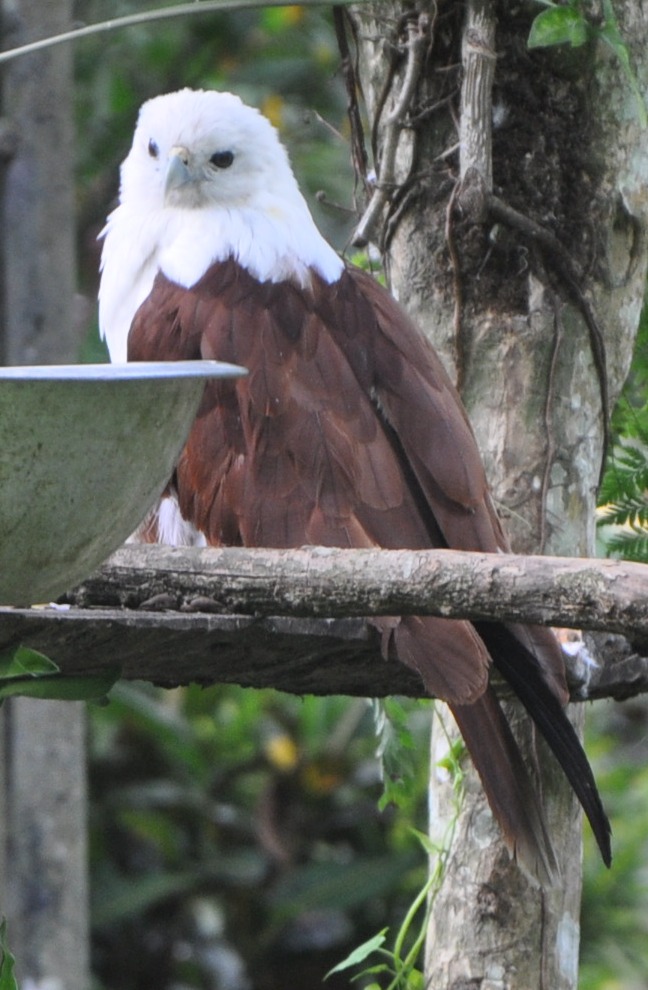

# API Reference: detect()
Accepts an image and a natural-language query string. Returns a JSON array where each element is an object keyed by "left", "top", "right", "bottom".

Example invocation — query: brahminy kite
[{"left": 99, "top": 88, "right": 610, "bottom": 882}]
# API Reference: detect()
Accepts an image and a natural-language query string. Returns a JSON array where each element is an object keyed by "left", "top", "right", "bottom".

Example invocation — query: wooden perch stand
[{"left": 0, "top": 545, "right": 647, "bottom": 702}]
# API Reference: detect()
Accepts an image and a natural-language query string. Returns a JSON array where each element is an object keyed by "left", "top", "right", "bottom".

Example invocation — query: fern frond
[
  {"left": 605, "top": 530, "right": 648, "bottom": 563},
  {"left": 597, "top": 497, "right": 648, "bottom": 529},
  {"left": 599, "top": 440, "right": 648, "bottom": 508}
]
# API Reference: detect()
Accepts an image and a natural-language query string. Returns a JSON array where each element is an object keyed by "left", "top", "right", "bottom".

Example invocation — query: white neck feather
[{"left": 99, "top": 190, "right": 343, "bottom": 363}]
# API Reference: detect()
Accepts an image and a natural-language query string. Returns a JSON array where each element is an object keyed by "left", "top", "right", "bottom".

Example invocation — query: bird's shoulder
[{"left": 128, "top": 255, "right": 444, "bottom": 370}]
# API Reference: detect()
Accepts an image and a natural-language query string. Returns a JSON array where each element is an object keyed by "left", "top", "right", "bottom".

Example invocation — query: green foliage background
[{"left": 69, "top": 4, "right": 648, "bottom": 988}]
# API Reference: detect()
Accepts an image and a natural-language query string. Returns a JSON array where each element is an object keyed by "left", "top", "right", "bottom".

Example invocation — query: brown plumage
[{"left": 129, "top": 257, "right": 611, "bottom": 883}]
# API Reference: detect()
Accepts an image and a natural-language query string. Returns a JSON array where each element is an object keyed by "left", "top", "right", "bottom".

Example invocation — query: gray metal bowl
[{"left": 0, "top": 361, "right": 245, "bottom": 605}]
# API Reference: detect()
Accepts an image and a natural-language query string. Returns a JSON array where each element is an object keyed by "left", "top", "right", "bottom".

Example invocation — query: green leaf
[
  {"left": 605, "top": 531, "right": 648, "bottom": 562},
  {"left": 0, "top": 647, "right": 117, "bottom": 705},
  {"left": 528, "top": 6, "right": 589, "bottom": 49},
  {"left": 436, "top": 736, "right": 466, "bottom": 779},
  {"left": 373, "top": 698, "right": 428, "bottom": 812},
  {"left": 92, "top": 869, "right": 206, "bottom": 927},
  {"left": 270, "top": 855, "right": 416, "bottom": 917},
  {"left": 0, "top": 645, "right": 59, "bottom": 679},
  {"left": 407, "top": 826, "right": 439, "bottom": 858},
  {"left": 405, "top": 969, "right": 425, "bottom": 990},
  {"left": 599, "top": 0, "right": 648, "bottom": 127},
  {"left": 0, "top": 669, "right": 120, "bottom": 704},
  {"left": 325, "top": 930, "right": 388, "bottom": 978},
  {"left": 356, "top": 963, "right": 392, "bottom": 977},
  {"left": 0, "top": 921, "right": 17, "bottom": 990}
]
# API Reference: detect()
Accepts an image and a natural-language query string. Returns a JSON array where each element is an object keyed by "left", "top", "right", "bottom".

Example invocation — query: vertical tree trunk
[
  {"left": 0, "top": 4, "right": 89, "bottom": 989},
  {"left": 1, "top": 0, "right": 77, "bottom": 364},
  {"left": 347, "top": 1, "right": 648, "bottom": 985},
  {"left": 2, "top": 702, "right": 89, "bottom": 988}
]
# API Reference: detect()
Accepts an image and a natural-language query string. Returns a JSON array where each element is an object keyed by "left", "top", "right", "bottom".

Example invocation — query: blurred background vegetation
[{"left": 67, "top": 3, "right": 648, "bottom": 987}]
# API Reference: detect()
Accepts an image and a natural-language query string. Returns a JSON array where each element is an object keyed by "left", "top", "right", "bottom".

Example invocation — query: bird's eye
[
  {"left": 148, "top": 139, "right": 159, "bottom": 159},
  {"left": 209, "top": 150, "right": 234, "bottom": 169}
]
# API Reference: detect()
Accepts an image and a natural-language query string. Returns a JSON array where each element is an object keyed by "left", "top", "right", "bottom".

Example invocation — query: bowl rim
[{"left": 0, "top": 360, "right": 247, "bottom": 380}]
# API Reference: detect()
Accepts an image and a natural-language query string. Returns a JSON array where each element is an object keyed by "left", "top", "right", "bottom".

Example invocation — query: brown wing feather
[
  {"left": 336, "top": 268, "right": 504, "bottom": 546},
  {"left": 127, "top": 257, "right": 610, "bottom": 876},
  {"left": 337, "top": 268, "right": 569, "bottom": 703}
]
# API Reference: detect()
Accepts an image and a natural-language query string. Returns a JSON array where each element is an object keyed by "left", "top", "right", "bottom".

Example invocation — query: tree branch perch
[
  {"left": 0, "top": 545, "right": 646, "bottom": 702},
  {"left": 67, "top": 544, "right": 648, "bottom": 636}
]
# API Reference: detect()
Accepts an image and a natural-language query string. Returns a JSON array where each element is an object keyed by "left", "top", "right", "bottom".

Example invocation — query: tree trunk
[
  {"left": 0, "top": 3, "right": 89, "bottom": 989},
  {"left": 2, "top": 701, "right": 89, "bottom": 989},
  {"left": 346, "top": 0, "right": 648, "bottom": 985},
  {"left": 1, "top": 0, "right": 77, "bottom": 365}
]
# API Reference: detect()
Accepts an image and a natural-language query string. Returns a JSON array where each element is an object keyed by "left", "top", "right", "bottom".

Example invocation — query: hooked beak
[{"left": 164, "top": 146, "right": 193, "bottom": 201}]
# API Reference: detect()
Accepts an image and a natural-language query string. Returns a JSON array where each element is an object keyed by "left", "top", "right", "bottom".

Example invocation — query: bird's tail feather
[
  {"left": 476, "top": 622, "right": 612, "bottom": 868},
  {"left": 388, "top": 618, "right": 561, "bottom": 883},
  {"left": 450, "top": 690, "right": 560, "bottom": 885}
]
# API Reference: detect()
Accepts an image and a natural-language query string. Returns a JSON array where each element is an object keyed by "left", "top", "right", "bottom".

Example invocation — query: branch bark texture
[
  {"left": 68, "top": 544, "right": 648, "bottom": 639},
  {"left": 0, "top": 545, "right": 646, "bottom": 702},
  {"left": 0, "top": 546, "right": 648, "bottom": 701}
]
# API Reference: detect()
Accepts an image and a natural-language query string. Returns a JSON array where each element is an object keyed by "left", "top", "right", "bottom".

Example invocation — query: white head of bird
[
  {"left": 121, "top": 89, "right": 299, "bottom": 211},
  {"left": 99, "top": 88, "right": 342, "bottom": 361}
]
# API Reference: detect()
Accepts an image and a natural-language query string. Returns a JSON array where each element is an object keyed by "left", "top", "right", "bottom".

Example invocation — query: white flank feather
[
  {"left": 99, "top": 88, "right": 343, "bottom": 362},
  {"left": 155, "top": 494, "right": 207, "bottom": 548}
]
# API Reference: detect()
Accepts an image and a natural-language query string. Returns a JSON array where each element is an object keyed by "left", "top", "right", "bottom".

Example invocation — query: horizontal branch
[
  {"left": 0, "top": 545, "right": 646, "bottom": 702},
  {"left": 0, "top": 0, "right": 367, "bottom": 65},
  {"left": 70, "top": 544, "right": 648, "bottom": 636}
]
